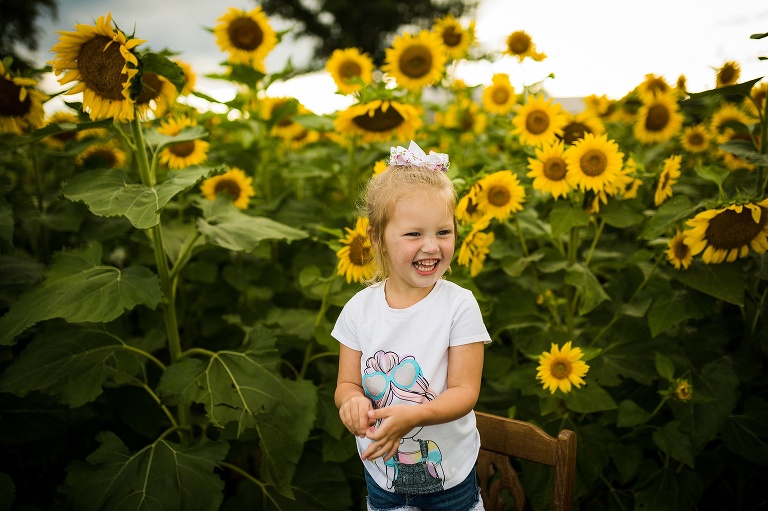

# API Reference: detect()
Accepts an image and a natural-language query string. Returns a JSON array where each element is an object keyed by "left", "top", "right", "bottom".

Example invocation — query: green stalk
[
  {"left": 584, "top": 218, "right": 605, "bottom": 266},
  {"left": 299, "top": 276, "right": 336, "bottom": 379}
]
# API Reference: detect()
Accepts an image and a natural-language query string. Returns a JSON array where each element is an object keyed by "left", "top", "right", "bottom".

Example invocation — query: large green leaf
[
  {"left": 0, "top": 326, "right": 151, "bottom": 407},
  {"left": 647, "top": 288, "right": 711, "bottom": 337},
  {"left": 158, "top": 330, "right": 317, "bottom": 497},
  {"left": 563, "top": 383, "right": 617, "bottom": 413},
  {"left": 721, "top": 396, "right": 768, "bottom": 465},
  {"left": 143, "top": 125, "right": 208, "bottom": 151},
  {"left": 549, "top": 201, "right": 588, "bottom": 238},
  {"left": 598, "top": 199, "right": 644, "bottom": 228},
  {"left": 673, "top": 260, "right": 745, "bottom": 306},
  {"left": 639, "top": 195, "right": 708, "bottom": 240},
  {"left": 0, "top": 243, "right": 161, "bottom": 345},
  {"left": 63, "top": 166, "right": 216, "bottom": 229},
  {"left": 653, "top": 421, "right": 695, "bottom": 468},
  {"left": 564, "top": 263, "right": 610, "bottom": 314},
  {"left": 63, "top": 431, "right": 228, "bottom": 511},
  {"left": 196, "top": 199, "right": 308, "bottom": 252}
]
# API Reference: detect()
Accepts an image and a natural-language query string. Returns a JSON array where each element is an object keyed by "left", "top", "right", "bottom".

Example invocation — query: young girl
[{"left": 333, "top": 141, "right": 490, "bottom": 511}]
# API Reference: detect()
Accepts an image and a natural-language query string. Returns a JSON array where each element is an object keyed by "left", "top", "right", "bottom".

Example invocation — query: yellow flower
[
  {"left": 563, "top": 133, "right": 624, "bottom": 194},
  {"left": 373, "top": 160, "right": 388, "bottom": 176},
  {"left": 457, "top": 215, "right": 495, "bottom": 277},
  {"left": 680, "top": 124, "right": 711, "bottom": 153},
  {"left": 716, "top": 61, "right": 741, "bottom": 88},
  {"left": 157, "top": 116, "right": 210, "bottom": 169},
  {"left": 0, "top": 61, "right": 48, "bottom": 135},
  {"left": 666, "top": 229, "right": 693, "bottom": 270},
  {"left": 285, "top": 127, "right": 320, "bottom": 149},
  {"left": 684, "top": 198, "right": 768, "bottom": 263},
  {"left": 441, "top": 97, "right": 487, "bottom": 138},
  {"left": 172, "top": 58, "right": 197, "bottom": 96},
  {"left": 75, "top": 143, "right": 127, "bottom": 168},
  {"left": 536, "top": 341, "right": 589, "bottom": 394},
  {"left": 481, "top": 73, "right": 516, "bottom": 115},
  {"left": 636, "top": 73, "right": 672, "bottom": 102},
  {"left": 334, "top": 99, "right": 422, "bottom": 143},
  {"left": 559, "top": 111, "right": 605, "bottom": 145},
  {"left": 336, "top": 217, "right": 375, "bottom": 284},
  {"left": 673, "top": 379, "right": 693, "bottom": 402},
  {"left": 200, "top": 167, "right": 255, "bottom": 209},
  {"left": 49, "top": 12, "right": 143, "bottom": 122},
  {"left": 633, "top": 92, "right": 683, "bottom": 144},
  {"left": 709, "top": 103, "right": 753, "bottom": 144},
  {"left": 526, "top": 140, "right": 571, "bottom": 200},
  {"left": 504, "top": 30, "right": 546, "bottom": 62},
  {"left": 654, "top": 155, "right": 682, "bottom": 207},
  {"left": 456, "top": 186, "right": 485, "bottom": 224},
  {"left": 135, "top": 72, "right": 177, "bottom": 118},
  {"left": 214, "top": 7, "right": 277, "bottom": 72},
  {"left": 326, "top": 48, "right": 375, "bottom": 95},
  {"left": 511, "top": 94, "right": 567, "bottom": 147},
  {"left": 744, "top": 81, "right": 768, "bottom": 118},
  {"left": 474, "top": 170, "right": 526, "bottom": 221},
  {"left": 383, "top": 30, "right": 447, "bottom": 91},
  {"left": 583, "top": 94, "right": 612, "bottom": 117},
  {"left": 432, "top": 14, "right": 475, "bottom": 60}
]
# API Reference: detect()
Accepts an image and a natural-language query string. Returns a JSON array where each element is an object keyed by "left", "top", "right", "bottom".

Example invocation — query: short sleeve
[
  {"left": 331, "top": 294, "right": 362, "bottom": 351},
  {"left": 449, "top": 288, "right": 491, "bottom": 346}
]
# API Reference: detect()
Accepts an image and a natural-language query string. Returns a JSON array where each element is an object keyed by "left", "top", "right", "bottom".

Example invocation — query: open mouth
[{"left": 413, "top": 259, "right": 439, "bottom": 273}]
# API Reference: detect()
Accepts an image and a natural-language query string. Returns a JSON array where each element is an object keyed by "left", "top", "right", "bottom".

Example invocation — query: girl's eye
[
  {"left": 438, "top": 230, "right": 452, "bottom": 236},
  {"left": 405, "top": 232, "right": 420, "bottom": 237}
]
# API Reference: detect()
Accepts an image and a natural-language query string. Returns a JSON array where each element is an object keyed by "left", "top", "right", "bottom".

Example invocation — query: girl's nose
[{"left": 422, "top": 237, "right": 439, "bottom": 253}]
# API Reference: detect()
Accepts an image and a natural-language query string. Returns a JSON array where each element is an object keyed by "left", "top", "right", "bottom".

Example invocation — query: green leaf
[
  {"left": 655, "top": 352, "right": 675, "bottom": 381},
  {"left": 64, "top": 167, "right": 215, "bottom": 229},
  {"left": 564, "top": 263, "right": 610, "bottom": 314},
  {"left": 673, "top": 260, "right": 745, "bottom": 306},
  {"left": 139, "top": 51, "right": 186, "bottom": 93},
  {"left": 647, "top": 289, "right": 709, "bottom": 337},
  {"left": 196, "top": 199, "right": 308, "bottom": 252},
  {"left": 143, "top": 125, "right": 209, "bottom": 151},
  {"left": 719, "top": 140, "right": 768, "bottom": 166},
  {"left": 640, "top": 195, "right": 702, "bottom": 240},
  {"left": 684, "top": 77, "right": 762, "bottom": 101},
  {"left": 635, "top": 466, "right": 703, "bottom": 511},
  {"left": 549, "top": 201, "right": 588, "bottom": 238},
  {"left": 0, "top": 325, "right": 149, "bottom": 407},
  {"left": 617, "top": 400, "right": 652, "bottom": 427},
  {"left": 563, "top": 383, "right": 617, "bottom": 413},
  {"left": 0, "top": 243, "right": 162, "bottom": 345},
  {"left": 293, "top": 113, "right": 335, "bottom": 131},
  {"left": 598, "top": 199, "right": 644, "bottom": 228},
  {"left": 653, "top": 421, "right": 695, "bottom": 468},
  {"left": 721, "top": 396, "right": 768, "bottom": 465},
  {"left": 500, "top": 252, "right": 544, "bottom": 277},
  {"left": 63, "top": 431, "right": 228, "bottom": 511},
  {"left": 694, "top": 164, "right": 730, "bottom": 188}
]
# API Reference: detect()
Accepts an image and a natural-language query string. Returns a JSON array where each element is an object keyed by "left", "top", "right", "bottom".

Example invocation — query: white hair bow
[{"left": 389, "top": 140, "right": 450, "bottom": 173}]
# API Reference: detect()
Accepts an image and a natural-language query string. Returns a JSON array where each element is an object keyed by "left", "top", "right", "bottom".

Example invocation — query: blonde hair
[{"left": 360, "top": 164, "right": 457, "bottom": 283}]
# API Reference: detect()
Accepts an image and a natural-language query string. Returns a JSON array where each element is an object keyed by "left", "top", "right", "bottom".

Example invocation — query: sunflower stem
[{"left": 584, "top": 218, "right": 605, "bottom": 266}]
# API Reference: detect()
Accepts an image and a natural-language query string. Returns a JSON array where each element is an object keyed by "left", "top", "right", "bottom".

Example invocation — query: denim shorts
[{"left": 365, "top": 466, "right": 482, "bottom": 511}]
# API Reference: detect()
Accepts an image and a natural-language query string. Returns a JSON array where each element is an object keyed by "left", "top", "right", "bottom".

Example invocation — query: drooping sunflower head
[
  {"left": 456, "top": 185, "right": 485, "bottom": 223},
  {"left": 633, "top": 92, "right": 684, "bottom": 144},
  {"left": 665, "top": 229, "right": 693, "bottom": 270},
  {"left": 172, "top": 58, "right": 197, "bottom": 96},
  {"left": 504, "top": 30, "right": 546, "bottom": 62},
  {"left": 200, "top": 167, "right": 255, "bottom": 209},
  {"left": 481, "top": 73, "right": 516, "bottom": 115},
  {"left": 636, "top": 73, "right": 672, "bottom": 101},
  {"left": 50, "top": 12, "right": 144, "bottom": 122},
  {"left": 684, "top": 198, "right": 768, "bottom": 263},
  {"left": 214, "top": 7, "right": 278, "bottom": 72},
  {"left": 336, "top": 216, "right": 376, "bottom": 284},
  {"left": 558, "top": 111, "right": 605, "bottom": 145},
  {"left": 135, "top": 72, "right": 177, "bottom": 118},
  {"left": 511, "top": 94, "right": 567, "bottom": 147},
  {"left": 474, "top": 170, "right": 526, "bottom": 221},
  {"left": 715, "top": 60, "right": 741, "bottom": 88},
  {"left": 536, "top": 341, "right": 590, "bottom": 395},
  {"left": 75, "top": 142, "right": 127, "bottom": 168},
  {"left": 157, "top": 116, "right": 210, "bottom": 169},
  {"left": 680, "top": 124, "right": 712, "bottom": 153},
  {"left": 432, "top": 14, "right": 475, "bottom": 60},
  {"left": 654, "top": 155, "right": 682, "bottom": 207},
  {"left": 526, "top": 140, "right": 571, "bottom": 200},
  {"left": 383, "top": 30, "right": 448, "bottom": 91},
  {"left": 457, "top": 215, "right": 494, "bottom": 277},
  {"left": 0, "top": 60, "right": 48, "bottom": 135},
  {"left": 563, "top": 133, "right": 624, "bottom": 194},
  {"left": 334, "top": 99, "right": 423, "bottom": 143},
  {"left": 325, "top": 48, "right": 375, "bottom": 95}
]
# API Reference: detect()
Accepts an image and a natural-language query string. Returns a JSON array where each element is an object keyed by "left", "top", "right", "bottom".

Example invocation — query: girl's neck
[{"left": 384, "top": 279, "right": 436, "bottom": 309}]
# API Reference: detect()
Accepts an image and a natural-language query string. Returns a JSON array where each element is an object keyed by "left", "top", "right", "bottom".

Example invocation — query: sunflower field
[{"left": 1, "top": 6, "right": 767, "bottom": 511}]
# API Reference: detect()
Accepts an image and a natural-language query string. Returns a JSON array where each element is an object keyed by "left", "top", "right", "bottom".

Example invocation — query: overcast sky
[{"left": 26, "top": 0, "right": 768, "bottom": 114}]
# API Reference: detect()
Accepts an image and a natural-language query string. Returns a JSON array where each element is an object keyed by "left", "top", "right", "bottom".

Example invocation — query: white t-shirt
[{"left": 332, "top": 278, "right": 491, "bottom": 494}]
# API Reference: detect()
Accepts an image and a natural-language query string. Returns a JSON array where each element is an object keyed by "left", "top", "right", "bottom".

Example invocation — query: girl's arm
[
  {"left": 361, "top": 342, "right": 485, "bottom": 462},
  {"left": 335, "top": 344, "right": 374, "bottom": 437}
]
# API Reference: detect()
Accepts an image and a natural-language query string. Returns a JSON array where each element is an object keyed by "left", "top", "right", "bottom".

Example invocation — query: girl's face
[{"left": 381, "top": 192, "right": 455, "bottom": 305}]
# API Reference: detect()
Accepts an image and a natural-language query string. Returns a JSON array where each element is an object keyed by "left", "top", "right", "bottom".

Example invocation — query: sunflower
[
  {"left": 172, "top": 58, "right": 197, "bottom": 96},
  {"left": 157, "top": 116, "right": 210, "bottom": 169},
  {"left": 326, "top": 48, "right": 374, "bottom": 95},
  {"left": 50, "top": 12, "right": 143, "bottom": 122},
  {"left": 504, "top": 30, "right": 546, "bottom": 62},
  {"left": 676, "top": 74, "right": 688, "bottom": 95},
  {"left": 135, "top": 72, "right": 177, "bottom": 118},
  {"left": 665, "top": 229, "right": 693, "bottom": 270},
  {"left": 633, "top": 92, "right": 683, "bottom": 144},
  {"left": 654, "top": 155, "right": 682, "bottom": 207},
  {"left": 285, "top": 126, "right": 320, "bottom": 149},
  {"left": 744, "top": 81, "right": 768, "bottom": 118},
  {"left": 383, "top": 30, "right": 447, "bottom": 91},
  {"left": 200, "top": 167, "right": 255, "bottom": 209},
  {"left": 334, "top": 99, "right": 422, "bottom": 143},
  {"left": 558, "top": 111, "right": 604, "bottom": 145},
  {"left": 0, "top": 61, "right": 48, "bottom": 135},
  {"left": 526, "top": 140, "right": 571, "bottom": 200},
  {"left": 709, "top": 103, "right": 753, "bottom": 144},
  {"left": 75, "top": 143, "right": 127, "bottom": 168},
  {"left": 336, "top": 217, "right": 375, "bottom": 284},
  {"left": 457, "top": 215, "right": 495, "bottom": 277},
  {"left": 456, "top": 185, "right": 485, "bottom": 223},
  {"left": 474, "top": 170, "right": 526, "bottom": 221},
  {"left": 636, "top": 73, "right": 672, "bottom": 101},
  {"left": 536, "top": 341, "right": 589, "bottom": 395},
  {"left": 214, "top": 7, "right": 277, "bottom": 72},
  {"left": 511, "top": 94, "right": 567, "bottom": 147},
  {"left": 716, "top": 61, "right": 741, "bottom": 88},
  {"left": 481, "top": 73, "right": 516, "bottom": 115},
  {"left": 440, "top": 97, "right": 487, "bottom": 140},
  {"left": 684, "top": 198, "right": 768, "bottom": 263},
  {"left": 563, "top": 133, "right": 624, "bottom": 194},
  {"left": 432, "top": 14, "right": 475, "bottom": 60},
  {"left": 680, "top": 124, "right": 711, "bottom": 153},
  {"left": 262, "top": 97, "right": 313, "bottom": 140},
  {"left": 673, "top": 379, "right": 693, "bottom": 402},
  {"left": 583, "top": 94, "right": 612, "bottom": 117},
  {"left": 41, "top": 111, "right": 79, "bottom": 149}
]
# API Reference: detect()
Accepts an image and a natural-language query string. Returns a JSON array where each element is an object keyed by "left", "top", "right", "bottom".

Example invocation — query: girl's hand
[
  {"left": 361, "top": 405, "right": 419, "bottom": 461},
  {"left": 339, "top": 394, "right": 374, "bottom": 437}
]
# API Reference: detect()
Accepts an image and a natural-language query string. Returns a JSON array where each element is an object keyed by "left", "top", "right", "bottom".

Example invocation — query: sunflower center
[
  {"left": 508, "top": 33, "right": 531, "bottom": 54},
  {"left": 551, "top": 359, "right": 571, "bottom": 379},
  {"left": 673, "top": 239, "right": 689, "bottom": 260},
  {"left": 525, "top": 110, "right": 549, "bottom": 135},
  {"left": 0, "top": 76, "right": 31, "bottom": 117},
  {"left": 660, "top": 171, "right": 670, "bottom": 190},
  {"left": 169, "top": 141, "right": 196, "bottom": 157},
  {"left": 442, "top": 26, "right": 462, "bottom": 47},
  {"left": 352, "top": 105, "right": 405, "bottom": 132},
  {"left": 579, "top": 149, "right": 607, "bottom": 176},
  {"left": 399, "top": 45, "right": 433, "bottom": 79},
  {"left": 719, "top": 65, "right": 736, "bottom": 84},
  {"left": 705, "top": 206, "right": 768, "bottom": 250},
  {"left": 214, "top": 178, "right": 242, "bottom": 199},
  {"left": 350, "top": 235, "right": 371, "bottom": 266},
  {"left": 687, "top": 132, "right": 704, "bottom": 146},
  {"left": 460, "top": 111, "right": 475, "bottom": 130},
  {"left": 543, "top": 158, "right": 567, "bottom": 181},
  {"left": 135, "top": 72, "right": 162, "bottom": 104},
  {"left": 84, "top": 149, "right": 118, "bottom": 168},
  {"left": 227, "top": 16, "right": 264, "bottom": 51},
  {"left": 491, "top": 87, "right": 510, "bottom": 105},
  {"left": 339, "top": 61, "right": 362, "bottom": 79},
  {"left": 562, "top": 122, "right": 591, "bottom": 145},
  {"left": 645, "top": 104, "right": 670, "bottom": 132},
  {"left": 77, "top": 35, "right": 130, "bottom": 101},
  {"left": 487, "top": 185, "right": 511, "bottom": 207}
]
